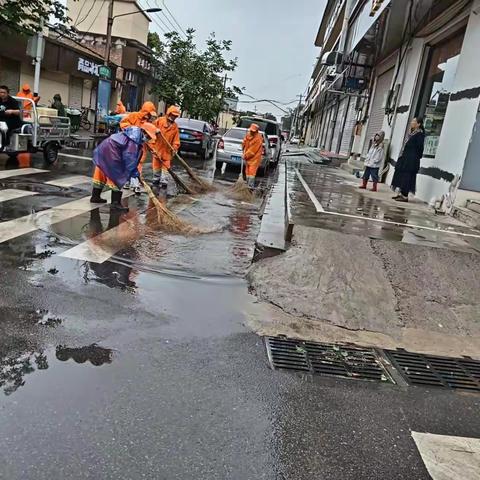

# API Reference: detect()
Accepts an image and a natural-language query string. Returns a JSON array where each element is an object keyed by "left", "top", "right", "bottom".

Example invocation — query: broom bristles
[
  {"left": 142, "top": 180, "right": 211, "bottom": 235},
  {"left": 230, "top": 176, "right": 255, "bottom": 202}
]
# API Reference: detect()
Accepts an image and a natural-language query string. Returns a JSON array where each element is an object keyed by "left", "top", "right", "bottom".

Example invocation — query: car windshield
[
  {"left": 237, "top": 118, "right": 278, "bottom": 136},
  {"left": 176, "top": 118, "right": 205, "bottom": 130},
  {"left": 224, "top": 129, "right": 247, "bottom": 140}
]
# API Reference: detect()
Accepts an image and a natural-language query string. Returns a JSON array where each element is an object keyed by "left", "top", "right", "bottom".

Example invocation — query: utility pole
[
  {"left": 105, "top": 0, "right": 115, "bottom": 65},
  {"left": 291, "top": 94, "right": 303, "bottom": 138},
  {"left": 33, "top": 18, "right": 45, "bottom": 97},
  {"left": 216, "top": 73, "right": 228, "bottom": 124}
]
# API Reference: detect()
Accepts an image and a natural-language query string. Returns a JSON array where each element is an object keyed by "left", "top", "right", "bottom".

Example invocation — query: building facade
[
  {"left": 66, "top": 0, "right": 160, "bottom": 114},
  {"left": 304, "top": 0, "right": 480, "bottom": 209},
  {"left": 0, "top": 29, "right": 113, "bottom": 124}
]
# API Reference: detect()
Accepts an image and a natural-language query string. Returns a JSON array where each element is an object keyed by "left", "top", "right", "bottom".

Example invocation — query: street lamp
[{"left": 105, "top": 4, "right": 162, "bottom": 65}]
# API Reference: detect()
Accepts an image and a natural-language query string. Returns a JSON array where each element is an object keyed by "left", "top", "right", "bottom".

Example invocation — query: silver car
[{"left": 215, "top": 127, "right": 271, "bottom": 175}]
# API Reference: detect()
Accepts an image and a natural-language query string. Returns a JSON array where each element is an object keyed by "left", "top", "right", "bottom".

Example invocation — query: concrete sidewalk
[{"left": 248, "top": 155, "right": 480, "bottom": 358}]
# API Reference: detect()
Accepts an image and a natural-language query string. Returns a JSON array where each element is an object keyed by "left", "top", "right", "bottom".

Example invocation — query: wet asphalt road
[{"left": 0, "top": 150, "right": 479, "bottom": 479}]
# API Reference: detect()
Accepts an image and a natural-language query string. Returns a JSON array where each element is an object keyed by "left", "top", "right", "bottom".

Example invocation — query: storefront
[
  {"left": 415, "top": 29, "right": 466, "bottom": 159},
  {"left": 383, "top": 1, "right": 479, "bottom": 206}
]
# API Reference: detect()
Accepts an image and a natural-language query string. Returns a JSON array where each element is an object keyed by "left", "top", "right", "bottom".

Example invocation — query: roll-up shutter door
[
  {"left": 340, "top": 97, "right": 357, "bottom": 155},
  {"left": 362, "top": 68, "right": 394, "bottom": 156},
  {"left": 331, "top": 98, "right": 346, "bottom": 153},
  {"left": 0, "top": 57, "right": 20, "bottom": 93},
  {"left": 69, "top": 77, "right": 83, "bottom": 109}
]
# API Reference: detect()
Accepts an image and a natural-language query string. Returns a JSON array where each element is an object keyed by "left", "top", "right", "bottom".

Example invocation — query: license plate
[
  {"left": 231, "top": 155, "right": 242, "bottom": 162},
  {"left": 180, "top": 133, "right": 189, "bottom": 140}
]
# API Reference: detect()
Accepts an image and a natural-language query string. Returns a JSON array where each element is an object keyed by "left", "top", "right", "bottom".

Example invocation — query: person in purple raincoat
[{"left": 90, "top": 123, "right": 158, "bottom": 212}]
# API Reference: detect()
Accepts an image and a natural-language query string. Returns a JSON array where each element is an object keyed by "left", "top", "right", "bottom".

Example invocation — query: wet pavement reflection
[{"left": 287, "top": 157, "right": 480, "bottom": 254}]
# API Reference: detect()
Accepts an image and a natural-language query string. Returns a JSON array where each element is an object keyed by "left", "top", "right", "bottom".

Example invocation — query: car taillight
[
  {"left": 218, "top": 139, "right": 225, "bottom": 149},
  {"left": 270, "top": 137, "right": 278, "bottom": 144},
  {"left": 192, "top": 131, "right": 204, "bottom": 140}
]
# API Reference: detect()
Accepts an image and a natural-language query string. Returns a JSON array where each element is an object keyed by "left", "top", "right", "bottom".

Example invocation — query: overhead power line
[
  {"left": 144, "top": 0, "right": 170, "bottom": 34},
  {"left": 79, "top": 0, "right": 107, "bottom": 42},
  {"left": 160, "top": 0, "right": 188, "bottom": 38},
  {"left": 73, "top": 0, "right": 88, "bottom": 27},
  {"left": 75, "top": 0, "right": 98, "bottom": 28}
]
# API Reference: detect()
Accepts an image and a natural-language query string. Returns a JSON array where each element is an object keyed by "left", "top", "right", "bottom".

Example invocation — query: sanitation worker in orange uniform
[
  {"left": 152, "top": 105, "right": 181, "bottom": 188},
  {"left": 242, "top": 123, "right": 263, "bottom": 189},
  {"left": 120, "top": 101, "right": 157, "bottom": 191},
  {"left": 16, "top": 84, "right": 40, "bottom": 119}
]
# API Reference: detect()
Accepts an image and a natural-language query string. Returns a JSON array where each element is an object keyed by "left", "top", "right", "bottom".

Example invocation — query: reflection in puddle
[
  {"left": 0, "top": 344, "right": 113, "bottom": 396},
  {"left": 56, "top": 344, "right": 113, "bottom": 366}
]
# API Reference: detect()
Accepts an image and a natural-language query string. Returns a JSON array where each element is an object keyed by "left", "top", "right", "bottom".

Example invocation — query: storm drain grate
[
  {"left": 265, "top": 337, "right": 392, "bottom": 383},
  {"left": 386, "top": 350, "right": 480, "bottom": 392}
]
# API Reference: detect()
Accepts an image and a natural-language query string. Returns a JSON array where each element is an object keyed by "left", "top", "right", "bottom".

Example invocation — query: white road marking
[
  {"left": 61, "top": 197, "right": 199, "bottom": 263},
  {"left": 45, "top": 175, "right": 92, "bottom": 187},
  {"left": 295, "top": 169, "right": 480, "bottom": 239},
  {"left": 412, "top": 432, "right": 480, "bottom": 480},
  {"left": 0, "top": 168, "right": 48, "bottom": 179},
  {"left": 59, "top": 152, "right": 92, "bottom": 161},
  {"left": 0, "top": 190, "right": 134, "bottom": 244},
  {"left": 0, "top": 188, "right": 38, "bottom": 202},
  {"left": 61, "top": 215, "right": 140, "bottom": 264},
  {"left": 295, "top": 168, "right": 325, "bottom": 212}
]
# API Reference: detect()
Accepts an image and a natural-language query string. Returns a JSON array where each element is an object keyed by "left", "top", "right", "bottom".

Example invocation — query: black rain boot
[
  {"left": 110, "top": 190, "right": 129, "bottom": 212},
  {"left": 90, "top": 187, "right": 107, "bottom": 204}
]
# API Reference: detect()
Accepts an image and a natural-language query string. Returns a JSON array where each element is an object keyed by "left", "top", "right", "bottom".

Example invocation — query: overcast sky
[
  {"left": 60, "top": 0, "right": 326, "bottom": 119},
  {"left": 141, "top": 0, "right": 326, "bottom": 119}
]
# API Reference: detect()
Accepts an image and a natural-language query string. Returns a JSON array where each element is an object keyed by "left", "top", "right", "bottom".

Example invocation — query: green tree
[
  {"left": 0, "top": 0, "right": 71, "bottom": 35},
  {"left": 150, "top": 29, "right": 242, "bottom": 122}
]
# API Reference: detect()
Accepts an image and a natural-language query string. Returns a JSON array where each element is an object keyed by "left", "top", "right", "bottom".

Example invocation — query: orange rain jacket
[
  {"left": 242, "top": 131, "right": 264, "bottom": 177},
  {"left": 115, "top": 100, "right": 127, "bottom": 114},
  {"left": 17, "top": 84, "right": 39, "bottom": 111},
  {"left": 120, "top": 101, "right": 157, "bottom": 171},
  {"left": 120, "top": 101, "right": 157, "bottom": 129},
  {"left": 151, "top": 108, "right": 181, "bottom": 171}
]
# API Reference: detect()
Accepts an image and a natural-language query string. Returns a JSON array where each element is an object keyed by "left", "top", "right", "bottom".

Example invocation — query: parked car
[
  {"left": 237, "top": 116, "right": 283, "bottom": 164},
  {"left": 176, "top": 118, "right": 215, "bottom": 160},
  {"left": 290, "top": 136, "right": 300, "bottom": 144},
  {"left": 215, "top": 127, "right": 271, "bottom": 175}
]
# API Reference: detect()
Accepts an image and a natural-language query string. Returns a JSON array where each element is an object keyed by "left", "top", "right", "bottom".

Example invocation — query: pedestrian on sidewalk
[
  {"left": 391, "top": 117, "right": 425, "bottom": 202},
  {"left": 359, "top": 130, "right": 385, "bottom": 192},
  {"left": 51, "top": 94, "right": 66, "bottom": 118},
  {"left": 242, "top": 123, "right": 263, "bottom": 190},
  {"left": 90, "top": 123, "right": 158, "bottom": 211},
  {"left": 152, "top": 105, "right": 181, "bottom": 193}
]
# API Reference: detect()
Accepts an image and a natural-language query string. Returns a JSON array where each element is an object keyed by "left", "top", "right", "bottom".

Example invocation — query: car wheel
[{"left": 43, "top": 143, "right": 59, "bottom": 165}]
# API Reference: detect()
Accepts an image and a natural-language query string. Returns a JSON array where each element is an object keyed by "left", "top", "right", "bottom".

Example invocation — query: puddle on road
[
  {"left": 134, "top": 190, "right": 260, "bottom": 277},
  {"left": 0, "top": 344, "right": 113, "bottom": 397}
]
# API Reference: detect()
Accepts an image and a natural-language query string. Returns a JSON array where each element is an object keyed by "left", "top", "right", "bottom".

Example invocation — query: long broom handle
[
  {"left": 146, "top": 143, "right": 195, "bottom": 195},
  {"left": 157, "top": 128, "right": 205, "bottom": 186}
]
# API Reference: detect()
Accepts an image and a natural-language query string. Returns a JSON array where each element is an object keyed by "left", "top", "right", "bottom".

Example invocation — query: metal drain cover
[
  {"left": 265, "top": 337, "right": 392, "bottom": 383},
  {"left": 386, "top": 350, "right": 480, "bottom": 392}
]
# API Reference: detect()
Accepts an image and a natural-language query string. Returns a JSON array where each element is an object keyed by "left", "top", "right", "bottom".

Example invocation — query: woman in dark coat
[{"left": 391, "top": 117, "right": 425, "bottom": 202}]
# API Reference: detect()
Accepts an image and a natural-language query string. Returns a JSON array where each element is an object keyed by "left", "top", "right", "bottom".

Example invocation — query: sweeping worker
[
  {"left": 120, "top": 101, "right": 157, "bottom": 191},
  {"left": 152, "top": 105, "right": 181, "bottom": 188},
  {"left": 242, "top": 123, "right": 263, "bottom": 189},
  {"left": 90, "top": 123, "right": 158, "bottom": 211}
]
